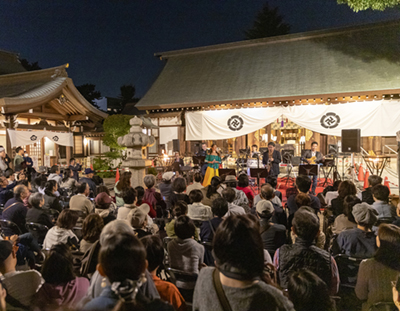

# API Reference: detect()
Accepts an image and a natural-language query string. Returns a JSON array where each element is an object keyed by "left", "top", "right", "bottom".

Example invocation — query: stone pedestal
[{"left": 117, "top": 116, "right": 155, "bottom": 187}]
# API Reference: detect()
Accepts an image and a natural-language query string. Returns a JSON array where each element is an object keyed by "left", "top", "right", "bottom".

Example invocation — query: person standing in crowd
[
  {"left": 159, "top": 171, "right": 174, "bottom": 203},
  {"left": 274, "top": 209, "right": 339, "bottom": 295},
  {"left": 196, "top": 143, "right": 208, "bottom": 176},
  {"left": 202, "top": 144, "right": 221, "bottom": 187},
  {"left": 48, "top": 165, "right": 62, "bottom": 186},
  {"left": 114, "top": 170, "right": 132, "bottom": 207},
  {"left": 141, "top": 235, "right": 187, "bottom": 311},
  {"left": 187, "top": 172, "right": 204, "bottom": 195},
  {"left": 200, "top": 197, "right": 228, "bottom": 243},
  {"left": 79, "top": 168, "right": 97, "bottom": 196},
  {"left": 193, "top": 214, "right": 294, "bottom": 311},
  {"left": 0, "top": 240, "right": 43, "bottom": 310},
  {"left": 69, "top": 158, "right": 82, "bottom": 181},
  {"left": 23, "top": 150, "right": 34, "bottom": 174},
  {"left": 3, "top": 184, "right": 30, "bottom": 235},
  {"left": 33, "top": 244, "right": 90, "bottom": 311},
  {"left": 359, "top": 175, "right": 382, "bottom": 205},
  {"left": 356, "top": 224, "right": 400, "bottom": 311},
  {"left": 262, "top": 142, "right": 281, "bottom": 178},
  {"left": 0, "top": 147, "right": 8, "bottom": 173},
  {"left": 14, "top": 147, "right": 25, "bottom": 172}
]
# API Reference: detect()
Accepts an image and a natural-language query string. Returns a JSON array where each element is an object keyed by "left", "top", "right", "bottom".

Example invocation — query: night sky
[{"left": 1, "top": 0, "right": 400, "bottom": 103}]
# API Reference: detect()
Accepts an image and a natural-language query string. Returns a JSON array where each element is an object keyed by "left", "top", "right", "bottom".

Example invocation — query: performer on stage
[
  {"left": 262, "top": 142, "right": 281, "bottom": 177},
  {"left": 196, "top": 143, "right": 208, "bottom": 176},
  {"left": 251, "top": 144, "right": 260, "bottom": 158},
  {"left": 202, "top": 144, "right": 221, "bottom": 187},
  {"left": 302, "top": 141, "right": 324, "bottom": 195}
]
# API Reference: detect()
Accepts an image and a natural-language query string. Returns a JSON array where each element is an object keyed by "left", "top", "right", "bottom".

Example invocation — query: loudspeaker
[
  {"left": 341, "top": 129, "right": 361, "bottom": 153},
  {"left": 172, "top": 139, "right": 180, "bottom": 153}
]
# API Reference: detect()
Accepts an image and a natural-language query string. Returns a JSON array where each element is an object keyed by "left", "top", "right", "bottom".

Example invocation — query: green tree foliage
[
  {"left": 117, "top": 84, "right": 139, "bottom": 113},
  {"left": 245, "top": 2, "right": 290, "bottom": 40},
  {"left": 102, "top": 114, "right": 132, "bottom": 159},
  {"left": 337, "top": 0, "right": 400, "bottom": 11},
  {"left": 20, "top": 59, "right": 41, "bottom": 71},
  {"left": 76, "top": 83, "right": 102, "bottom": 108}
]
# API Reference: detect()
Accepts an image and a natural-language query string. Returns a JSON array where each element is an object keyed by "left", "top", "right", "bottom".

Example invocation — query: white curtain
[
  {"left": 185, "top": 100, "right": 400, "bottom": 140},
  {"left": 7, "top": 129, "right": 73, "bottom": 147}
]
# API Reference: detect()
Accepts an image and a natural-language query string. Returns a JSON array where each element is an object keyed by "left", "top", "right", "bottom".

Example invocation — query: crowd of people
[{"left": 0, "top": 153, "right": 399, "bottom": 311}]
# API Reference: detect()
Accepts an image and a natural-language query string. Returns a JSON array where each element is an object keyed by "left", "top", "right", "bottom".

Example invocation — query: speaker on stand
[{"left": 341, "top": 129, "right": 361, "bottom": 182}]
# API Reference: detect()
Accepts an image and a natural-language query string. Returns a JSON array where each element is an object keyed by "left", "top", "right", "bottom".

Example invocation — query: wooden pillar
[
  {"left": 368, "top": 136, "right": 374, "bottom": 153},
  {"left": 266, "top": 124, "right": 272, "bottom": 147},
  {"left": 66, "top": 146, "right": 72, "bottom": 165},
  {"left": 373, "top": 136, "right": 382, "bottom": 155},
  {"left": 179, "top": 126, "right": 185, "bottom": 155},
  {"left": 277, "top": 129, "right": 281, "bottom": 145},
  {"left": 41, "top": 137, "right": 45, "bottom": 167},
  {"left": 55, "top": 143, "right": 59, "bottom": 165},
  {"left": 5, "top": 115, "right": 14, "bottom": 168}
]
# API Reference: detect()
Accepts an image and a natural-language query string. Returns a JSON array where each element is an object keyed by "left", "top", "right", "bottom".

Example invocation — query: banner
[
  {"left": 185, "top": 100, "right": 400, "bottom": 140},
  {"left": 7, "top": 129, "right": 73, "bottom": 147}
]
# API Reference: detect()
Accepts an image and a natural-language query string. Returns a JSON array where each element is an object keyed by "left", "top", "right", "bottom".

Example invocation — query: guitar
[{"left": 305, "top": 156, "right": 317, "bottom": 164}]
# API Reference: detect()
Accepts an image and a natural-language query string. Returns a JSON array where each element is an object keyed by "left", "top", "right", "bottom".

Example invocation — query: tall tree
[
  {"left": 337, "top": 0, "right": 400, "bottom": 11},
  {"left": 118, "top": 84, "right": 138, "bottom": 112},
  {"left": 102, "top": 114, "right": 132, "bottom": 159},
  {"left": 20, "top": 59, "right": 41, "bottom": 71},
  {"left": 245, "top": 2, "right": 290, "bottom": 40},
  {"left": 76, "top": 83, "right": 102, "bottom": 108}
]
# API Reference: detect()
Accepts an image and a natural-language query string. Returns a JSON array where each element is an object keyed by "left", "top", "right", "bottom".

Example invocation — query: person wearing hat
[
  {"left": 256, "top": 200, "right": 286, "bottom": 258},
  {"left": 94, "top": 192, "right": 116, "bottom": 226},
  {"left": 0, "top": 240, "right": 43, "bottom": 308},
  {"left": 128, "top": 208, "right": 151, "bottom": 239},
  {"left": 218, "top": 175, "right": 249, "bottom": 211},
  {"left": 332, "top": 202, "right": 378, "bottom": 258},
  {"left": 79, "top": 168, "right": 96, "bottom": 196},
  {"left": 70, "top": 183, "right": 94, "bottom": 226},
  {"left": 159, "top": 171, "right": 174, "bottom": 203}
]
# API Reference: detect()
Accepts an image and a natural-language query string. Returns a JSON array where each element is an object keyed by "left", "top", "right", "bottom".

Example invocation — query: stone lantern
[{"left": 117, "top": 116, "right": 155, "bottom": 187}]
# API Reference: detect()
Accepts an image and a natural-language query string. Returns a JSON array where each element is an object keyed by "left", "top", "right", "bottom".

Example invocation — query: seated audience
[
  {"left": 288, "top": 269, "right": 335, "bottom": 311},
  {"left": 135, "top": 186, "right": 157, "bottom": 218},
  {"left": 70, "top": 182, "right": 93, "bottom": 224},
  {"left": 80, "top": 214, "right": 104, "bottom": 253},
  {"left": 193, "top": 214, "right": 294, "bottom": 311},
  {"left": 201, "top": 176, "right": 222, "bottom": 207},
  {"left": 43, "top": 209, "right": 79, "bottom": 250},
  {"left": 3, "top": 184, "right": 29, "bottom": 235},
  {"left": 32, "top": 173, "right": 47, "bottom": 194},
  {"left": 60, "top": 168, "right": 79, "bottom": 195},
  {"left": 261, "top": 184, "right": 287, "bottom": 227},
  {"left": 324, "top": 180, "right": 341, "bottom": 206},
  {"left": 274, "top": 209, "right": 339, "bottom": 294},
  {"left": 79, "top": 168, "right": 97, "bottom": 196},
  {"left": 158, "top": 171, "right": 174, "bottom": 203},
  {"left": 33, "top": 243, "right": 90, "bottom": 310},
  {"left": 169, "top": 177, "right": 190, "bottom": 210},
  {"left": 222, "top": 187, "right": 246, "bottom": 217},
  {"left": 5, "top": 168, "right": 15, "bottom": 186},
  {"left": 331, "top": 195, "right": 360, "bottom": 234},
  {"left": 0, "top": 174, "right": 16, "bottom": 206},
  {"left": 0, "top": 240, "right": 43, "bottom": 309},
  {"left": 167, "top": 216, "right": 204, "bottom": 290},
  {"left": 128, "top": 208, "right": 152, "bottom": 239},
  {"left": 187, "top": 172, "right": 204, "bottom": 195},
  {"left": 372, "top": 184, "right": 396, "bottom": 219},
  {"left": 200, "top": 197, "right": 228, "bottom": 242},
  {"left": 332, "top": 202, "right": 378, "bottom": 258},
  {"left": 236, "top": 173, "right": 254, "bottom": 208},
  {"left": 141, "top": 235, "right": 187, "bottom": 311},
  {"left": 256, "top": 200, "right": 286, "bottom": 258},
  {"left": 188, "top": 189, "right": 212, "bottom": 221},
  {"left": 356, "top": 224, "right": 400, "bottom": 311},
  {"left": 143, "top": 174, "right": 166, "bottom": 217},
  {"left": 114, "top": 171, "right": 131, "bottom": 207},
  {"left": 48, "top": 165, "right": 62, "bottom": 186},
  {"left": 82, "top": 228, "right": 173, "bottom": 311},
  {"left": 166, "top": 201, "right": 199, "bottom": 241},
  {"left": 96, "top": 185, "right": 117, "bottom": 215},
  {"left": 26, "top": 192, "right": 54, "bottom": 243},
  {"left": 219, "top": 175, "right": 249, "bottom": 211},
  {"left": 359, "top": 174, "right": 382, "bottom": 205},
  {"left": 331, "top": 180, "right": 357, "bottom": 216},
  {"left": 116, "top": 187, "right": 138, "bottom": 220},
  {"left": 43, "top": 180, "right": 62, "bottom": 212},
  {"left": 94, "top": 192, "right": 117, "bottom": 226},
  {"left": 267, "top": 175, "right": 282, "bottom": 201},
  {"left": 287, "top": 175, "right": 321, "bottom": 217}
]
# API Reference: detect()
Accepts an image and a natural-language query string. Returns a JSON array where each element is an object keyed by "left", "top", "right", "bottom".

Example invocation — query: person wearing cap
[
  {"left": 186, "top": 172, "right": 204, "bottom": 196},
  {"left": 332, "top": 202, "right": 378, "bottom": 258},
  {"left": 0, "top": 146, "right": 7, "bottom": 173},
  {"left": 79, "top": 168, "right": 96, "bottom": 196},
  {"left": 256, "top": 200, "right": 286, "bottom": 258},
  {"left": 159, "top": 171, "right": 174, "bottom": 203},
  {"left": 0, "top": 240, "right": 43, "bottom": 308},
  {"left": 218, "top": 175, "right": 249, "bottom": 211},
  {"left": 94, "top": 192, "right": 116, "bottom": 226},
  {"left": 221, "top": 187, "right": 245, "bottom": 217},
  {"left": 128, "top": 208, "right": 151, "bottom": 239},
  {"left": 193, "top": 214, "right": 294, "bottom": 311},
  {"left": 70, "top": 183, "right": 93, "bottom": 226}
]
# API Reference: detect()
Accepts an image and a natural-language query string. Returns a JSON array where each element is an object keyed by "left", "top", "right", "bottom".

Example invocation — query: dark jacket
[
  {"left": 278, "top": 238, "right": 332, "bottom": 290},
  {"left": 259, "top": 218, "right": 286, "bottom": 258},
  {"left": 271, "top": 201, "right": 288, "bottom": 228},
  {"left": 332, "top": 228, "right": 377, "bottom": 258},
  {"left": 43, "top": 193, "right": 63, "bottom": 212},
  {"left": 79, "top": 177, "right": 97, "bottom": 196},
  {"left": 2, "top": 198, "right": 27, "bottom": 235},
  {"left": 69, "top": 164, "right": 82, "bottom": 181},
  {"left": 0, "top": 183, "right": 16, "bottom": 206},
  {"left": 200, "top": 217, "right": 223, "bottom": 242},
  {"left": 262, "top": 150, "right": 281, "bottom": 177},
  {"left": 331, "top": 197, "right": 345, "bottom": 217},
  {"left": 168, "top": 193, "right": 190, "bottom": 210},
  {"left": 26, "top": 207, "right": 54, "bottom": 243},
  {"left": 286, "top": 193, "right": 321, "bottom": 216}
]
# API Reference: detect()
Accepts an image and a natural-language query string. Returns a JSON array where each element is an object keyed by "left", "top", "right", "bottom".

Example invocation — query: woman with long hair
[
  {"left": 81, "top": 232, "right": 173, "bottom": 311},
  {"left": 202, "top": 144, "right": 221, "bottom": 187},
  {"left": 43, "top": 180, "right": 62, "bottom": 212},
  {"left": 114, "top": 171, "right": 132, "bottom": 207},
  {"left": 355, "top": 224, "right": 400, "bottom": 311},
  {"left": 33, "top": 244, "right": 90, "bottom": 310}
]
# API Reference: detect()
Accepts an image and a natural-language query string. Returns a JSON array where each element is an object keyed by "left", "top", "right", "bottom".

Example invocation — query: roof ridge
[
  {"left": 0, "top": 64, "right": 69, "bottom": 81},
  {"left": 156, "top": 19, "right": 400, "bottom": 58}
]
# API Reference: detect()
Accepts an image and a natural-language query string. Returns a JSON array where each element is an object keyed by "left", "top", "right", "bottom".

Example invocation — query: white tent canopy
[{"left": 186, "top": 100, "right": 400, "bottom": 140}]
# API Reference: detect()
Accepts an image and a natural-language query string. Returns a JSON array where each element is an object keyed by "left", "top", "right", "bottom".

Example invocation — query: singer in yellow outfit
[{"left": 202, "top": 144, "right": 221, "bottom": 187}]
